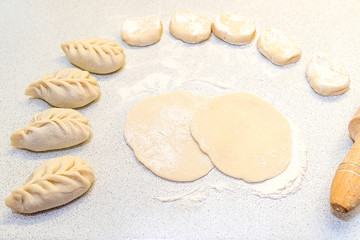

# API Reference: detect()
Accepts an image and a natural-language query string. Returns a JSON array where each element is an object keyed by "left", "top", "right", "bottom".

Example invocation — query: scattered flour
[
  {"left": 118, "top": 75, "right": 232, "bottom": 104},
  {"left": 153, "top": 118, "right": 307, "bottom": 204},
  {"left": 245, "top": 119, "right": 307, "bottom": 199}
]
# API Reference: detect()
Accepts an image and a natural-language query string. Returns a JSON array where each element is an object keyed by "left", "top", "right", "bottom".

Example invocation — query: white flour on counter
[
  {"left": 245, "top": 119, "right": 308, "bottom": 199},
  {"left": 118, "top": 75, "right": 232, "bottom": 103},
  {"left": 154, "top": 119, "right": 308, "bottom": 205}
]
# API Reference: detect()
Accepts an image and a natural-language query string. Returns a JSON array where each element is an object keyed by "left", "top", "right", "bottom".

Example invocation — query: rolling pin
[{"left": 330, "top": 107, "right": 360, "bottom": 213}]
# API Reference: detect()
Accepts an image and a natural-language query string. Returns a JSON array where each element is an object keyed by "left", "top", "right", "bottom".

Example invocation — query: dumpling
[
  {"left": 10, "top": 108, "right": 91, "bottom": 152},
  {"left": 5, "top": 156, "right": 95, "bottom": 214},
  {"left": 25, "top": 68, "right": 100, "bottom": 108},
  {"left": 61, "top": 38, "right": 125, "bottom": 74}
]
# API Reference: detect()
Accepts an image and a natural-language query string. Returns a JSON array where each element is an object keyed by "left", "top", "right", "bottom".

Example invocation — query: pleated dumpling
[
  {"left": 25, "top": 68, "right": 100, "bottom": 108},
  {"left": 10, "top": 108, "right": 91, "bottom": 152},
  {"left": 61, "top": 38, "right": 125, "bottom": 74},
  {"left": 5, "top": 156, "right": 95, "bottom": 214}
]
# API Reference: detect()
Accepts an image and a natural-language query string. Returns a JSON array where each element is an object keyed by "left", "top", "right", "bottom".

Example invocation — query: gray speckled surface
[{"left": 1, "top": 0, "right": 360, "bottom": 239}]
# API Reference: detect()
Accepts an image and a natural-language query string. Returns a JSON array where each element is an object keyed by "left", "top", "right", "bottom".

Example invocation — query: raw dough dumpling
[
  {"left": 25, "top": 68, "right": 100, "bottom": 108},
  {"left": 5, "top": 156, "right": 95, "bottom": 214},
  {"left": 257, "top": 28, "right": 301, "bottom": 66},
  {"left": 11, "top": 108, "right": 91, "bottom": 152},
  {"left": 122, "top": 16, "right": 163, "bottom": 46},
  {"left": 212, "top": 14, "right": 256, "bottom": 45},
  {"left": 61, "top": 38, "right": 125, "bottom": 74},
  {"left": 124, "top": 91, "right": 214, "bottom": 182},
  {"left": 170, "top": 10, "right": 212, "bottom": 44},
  {"left": 306, "top": 54, "right": 350, "bottom": 96},
  {"left": 191, "top": 92, "right": 292, "bottom": 183}
]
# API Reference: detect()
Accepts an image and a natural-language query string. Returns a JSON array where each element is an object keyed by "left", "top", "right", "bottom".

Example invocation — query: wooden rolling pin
[{"left": 330, "top": 107, "right": 360, "bottom": 213}]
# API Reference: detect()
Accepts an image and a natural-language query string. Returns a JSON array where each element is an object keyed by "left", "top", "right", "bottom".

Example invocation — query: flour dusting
[
  {"left": 154, "top": 187, "right": 208, "bottom": 208},
  {"left": 153, "top": 118, "right": 307, "bottom": 203},
  {"left": 248, "top": 119, "right": 307, "bottom": 198}
]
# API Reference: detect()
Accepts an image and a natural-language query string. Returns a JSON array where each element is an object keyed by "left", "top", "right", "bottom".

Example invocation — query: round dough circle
[
  {"left": 257, "top": 28, "right": 301, "bottom": 66},
  {"left": 169, "top": 10, "right": 212, "bottom": 44},
  {"left": 124, "top": 91, "right": 214, "bottom": 182},
  {"left": 190, "top": 92, "right": 292, "bottom": 183},
  {"left": 212, "top": 14, "right": 256, "bottom": 45},
  {"left": 121, "top": 16, "right": 163, "bottom": 47},
  {"left": 306, "top": 54, "right": 350, "bottom": 96}
]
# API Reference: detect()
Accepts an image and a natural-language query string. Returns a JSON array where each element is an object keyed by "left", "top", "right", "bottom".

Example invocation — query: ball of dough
[
  {"left": 212, "top": 14, "right": 256, "bottom": 45},
  {"left": 170, "top": 10, "right": 212, "bottom": 44},
  {"left": 122, "top": 16, "right": 163, "bottom": 47},
  {"left": 190, "top": 92, "right": 292, "bottom": 183},
  {"left": 124, "top": 91, "right": 213, "bottom": 182},
  {"left": 257, "top": 28, "right": 301, "bottom": 66},
  {"left": 306, "top": 54, "right": 350, "bottom": 96}
]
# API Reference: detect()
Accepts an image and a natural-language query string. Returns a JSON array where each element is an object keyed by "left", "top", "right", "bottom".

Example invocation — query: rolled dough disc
[
  {"left": 190, "top": 92, "right": 292, "bottom": 183},
  {"left": 124, "top": 91, "right": 214, "bottom": 182}
]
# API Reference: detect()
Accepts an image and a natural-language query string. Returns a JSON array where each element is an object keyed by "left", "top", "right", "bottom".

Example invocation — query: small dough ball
[
  {"left": 122, "top": 16, "right": 163, "bottom": 47},
  {"left": 170, "top": 10, "right": 212, "bottom": 44},
  {"left": 306, "top": 54, "right": 350, "bottom": 96},
  {"left": 191, "top": 92, "right": 292, "bottom": 183},
  {"left": 212, "top": 14, "right": 256, "bottom": 45},
  {"left": 124, "top": 91, "right": 214, "bottom": 182},
  {"left": 257, "top": 28, "right": 301, "bottom": 66}
]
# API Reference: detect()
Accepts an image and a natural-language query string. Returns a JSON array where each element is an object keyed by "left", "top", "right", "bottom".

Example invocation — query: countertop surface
[{"left": 1, "top": 0, "right": 360, "bottom": 239}]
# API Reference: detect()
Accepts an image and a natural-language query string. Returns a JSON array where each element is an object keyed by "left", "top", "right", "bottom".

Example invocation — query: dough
[
  {"left": 61, "top": 38, "right": 125, "bottom": 74},
  {"left": 169, "top": 10, "right": 212, "bottom": 44},
  {"left": 190, "top": 92, "right": 292, "bottom": 183},
  {"left": 11, "top": 108, "right": 91, "bottom": 152},
  {"left": 306, "top": 54, "right": 350, "bottom": 96},
  {"left": 5, "top": 156, "right": 95, "bottom": 214},
  {"left": 212, "top": 14, "right": 256, "bottom": 45},
  {"left": 124, "top": 91, "right": 213, "bottom": 182},
  {"left": 25, "top": 68, "right": 100, "bottom": 108},
  {"left": 257, "top": 28, "right": 301, "bottom": 66},
  {"left": 122, "top": 16, "right": 162, "bottom": 46}
]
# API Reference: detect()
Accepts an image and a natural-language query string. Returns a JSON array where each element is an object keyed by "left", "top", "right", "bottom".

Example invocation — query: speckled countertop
[{"left": 1, "top": 0, "right": 360, "bottom": 239}]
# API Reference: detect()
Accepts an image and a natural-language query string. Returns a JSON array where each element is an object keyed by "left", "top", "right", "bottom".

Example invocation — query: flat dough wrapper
[
  {"left": 190, "top": 92, "right": 292, "bottom": 183},
  {"left": 124, "top": 91, "right": 213, "bottom": 182},
  {"left": 122, "top": 16, "right": 162, "bottom": 47}
]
